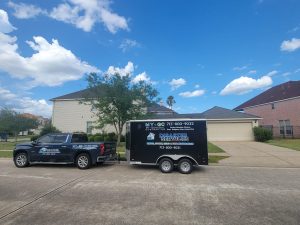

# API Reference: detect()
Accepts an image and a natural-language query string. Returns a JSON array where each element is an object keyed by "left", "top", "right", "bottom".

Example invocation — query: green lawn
[
  {"left": 267, "top": 138, "right": 300, "bottom": 151},
  {"left": 0, "top": 151, "right": 13, "bottom": 158},
  {"left": 7, "top": 135, "right": 32, "bottom": 140},
  {"left": 207, "top": 142, "right": 225, "bottom": 153},
  {"left": 0, "top": 141, "right": 28, "bottom": 150},
  {"left": 209, "top": 156, "right": 229, "bottom": 163}
]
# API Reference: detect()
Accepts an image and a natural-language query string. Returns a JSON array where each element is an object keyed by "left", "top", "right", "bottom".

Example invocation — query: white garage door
[{"left": 207, "top": 122, "right": 253, "bottom": 141}]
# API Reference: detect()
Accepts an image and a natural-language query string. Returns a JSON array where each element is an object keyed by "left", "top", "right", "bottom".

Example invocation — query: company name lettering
[{"left": 159, "top": 133, "right": 189, "bottom": 141}]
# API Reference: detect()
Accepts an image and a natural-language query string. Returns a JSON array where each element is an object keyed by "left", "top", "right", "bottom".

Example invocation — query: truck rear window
[{"left": 71, "top": 134, "right": 88, "bottom": 143}]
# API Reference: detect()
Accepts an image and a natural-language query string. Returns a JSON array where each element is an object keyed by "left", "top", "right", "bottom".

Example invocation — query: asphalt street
[{"left": 0, "top": 159, "right": 299, "bottom": 225}]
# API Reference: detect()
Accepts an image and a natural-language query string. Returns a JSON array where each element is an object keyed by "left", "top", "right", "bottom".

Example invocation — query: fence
[{"left": 261, "top": 126, "right": 300, "bottom": 139}]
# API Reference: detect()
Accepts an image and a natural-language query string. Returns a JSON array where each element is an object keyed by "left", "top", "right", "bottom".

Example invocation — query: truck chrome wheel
[
  {"left": 159, "top": 158, "right": 174, "bottom": 173},
  {"left": 78, "top": 156, "right": 88, "bottom": 167},
  {"left": 178, "top": 159, "right": 193, "bottom": 174},
  {"left": 76, "top": 153, "right": 91, "bottom": 169},
  {"left": 14, "top": 153, "right": 29, "bottom": 168}
]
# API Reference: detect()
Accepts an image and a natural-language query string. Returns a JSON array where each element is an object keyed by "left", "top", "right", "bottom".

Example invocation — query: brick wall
[
  {"left": 244, "top": 97, "right": 300, "bottom": 126},
  {"left": 244, "top": 98, "right": 300, "bottom": 137}
]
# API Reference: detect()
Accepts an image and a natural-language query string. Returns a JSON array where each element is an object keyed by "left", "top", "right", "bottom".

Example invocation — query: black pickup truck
[{"left": 13, "top": 133, "right": 116, "bottom": 169}]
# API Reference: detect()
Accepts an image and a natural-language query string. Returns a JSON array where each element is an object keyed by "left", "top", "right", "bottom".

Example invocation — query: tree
[
  {"left": 40, "top": 124, "right": 62, "bottom": 136},
  {"left": 80, "top": 72, "right": 160, "bottom": 146},
  {"left": 0, "top": 108, "right": 39, "bottom": 145},
  {"left": 166, "top": 95, "right": 176, "bottom": 109}
]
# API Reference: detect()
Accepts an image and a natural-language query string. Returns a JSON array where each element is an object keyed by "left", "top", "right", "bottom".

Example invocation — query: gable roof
[
  {"left": 49, "top": 89, "right": 97, "bottom": 101},
  {"left": 148, "top": 104, "right": 177, "bottom": 113},
  {"left": 151, "top": 106, "right": 261, "bottom": 119},
  {"left": 234, "top": 80, "right": 300, "bottom": 111},
  {"left": 22, "top": 113, "right": 45, "bottom": 120}
]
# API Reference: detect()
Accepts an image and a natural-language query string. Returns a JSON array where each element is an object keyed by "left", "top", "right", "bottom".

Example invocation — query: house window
[
  {"left": 285, "top": 120, "right": 291, "bottom": 135},
  {"left": 271, "top": 103, "right": 274, "bottom": 109},
  {"left": 87, "top": 122, "right": 93, "bottom": 134},
  {"left": 279, "top": 120, "right": 284, "bottom": 135}
]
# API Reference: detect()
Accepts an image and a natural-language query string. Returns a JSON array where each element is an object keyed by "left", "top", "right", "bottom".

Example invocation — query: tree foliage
[
  {"left": 0, "top": 107, "right": 39, "bottom": 144},
  {"left": 80, "top": 72, "right": 160, "bottom": 145},
  {"left": 166, "top": 95, "right": 176, "bottom": 109},
  {"left": 40, "top": 124, "right": 62, "bottom": 136}
]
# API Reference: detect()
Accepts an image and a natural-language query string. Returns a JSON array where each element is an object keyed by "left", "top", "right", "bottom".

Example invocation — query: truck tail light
[{"left": 100, "top": 144, "right": 105, "bottom": 153}]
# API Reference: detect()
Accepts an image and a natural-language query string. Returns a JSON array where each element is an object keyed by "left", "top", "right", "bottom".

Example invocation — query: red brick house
[{"left": 234, "top": 80, "right": 300, "bottom": 138}]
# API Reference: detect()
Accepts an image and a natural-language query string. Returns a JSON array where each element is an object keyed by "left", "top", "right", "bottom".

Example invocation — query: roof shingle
[{"left": 234, "top": 80, "right": 300, "bottom": 111}]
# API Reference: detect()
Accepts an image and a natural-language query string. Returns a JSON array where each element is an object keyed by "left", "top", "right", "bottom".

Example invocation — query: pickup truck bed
[{"left": 13, "top": 133, "right": 117, "bottom": 169}]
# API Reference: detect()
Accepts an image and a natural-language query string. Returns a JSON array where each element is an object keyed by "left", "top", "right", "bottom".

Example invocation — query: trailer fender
[{"left": 156, "top": 155, "right": 199, "bottom": 166}]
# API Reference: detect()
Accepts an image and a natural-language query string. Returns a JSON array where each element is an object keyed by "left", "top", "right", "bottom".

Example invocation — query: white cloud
[
  {"left": 179, "top": 90, "right": 205, "bottom": 98},
  {"left": 246, "top": 70, "right": 257, "bottom": 75},
  {"left": 280, "top": 38, "right": 300, "bottom": 52},
  {"left": 132, "top": 72, "right": 157, "bottom": 85},
  {"left": 217, "top": 73, "right": 222, "bottom": 76},
  {"left": 0, "top": 9, "right": 17, "bottom": 33},
  {"left": 0, "top": 33, "right": 99, "bottom": 87},
  {"left": 273, "top": 63, "right": 281, "bottom": 66},
  {"left": 287, "top": 25, "right": 300, "bottom": 33},
  {"left": 8, "top": 1, "right": 47, "bottom": 19},
  {"left": 195, "top": 84, "right": 199, "bottom": 88},
  {"left": 49, "top": 0, "right": 129, "bottom": 33},
  {"left": 220, "top": 76, "right": 273, "bottom": 95},
  {"left": 197, "top": 64, "right": 205, "bottom": 68},
  {"left": 119, "top": 39, "right": 141, "bottom": 52},
  {"left": 282, "top": 72, "right": 291, "bottom": 76},
  {"left": 212, "top": 91, "right": 217, "bottom": 94},
  {"left": 169, "top": 78, "right": 186, "bottom": 91},
  {"left": 295, "top": 69, "right": 300, "bottom": 73},
  {"left": 0, "top": 85, "right": 52, "bottom": 117},
  {"left": 266, "top": 70, "right": 279, "bottom": 76},
  {"left": 233, "top": 66, "right": 247, "bottom": 71},
  {"left": 105, "top": 61, "right": 134, "bottom": 76}
]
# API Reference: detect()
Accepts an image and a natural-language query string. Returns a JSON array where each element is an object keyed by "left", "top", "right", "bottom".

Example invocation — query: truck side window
[
  {"left": 71, "top": 134, "right": 88, "bottom": 143},
  {"left": 37, "top": 135, "right": 55, "bottom": 143},
  {"left": 54, "top": 134, "right": 68, "bottom": 143}
]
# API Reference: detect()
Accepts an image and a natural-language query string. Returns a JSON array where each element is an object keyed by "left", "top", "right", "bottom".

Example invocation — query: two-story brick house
[{"left": 234, "top": 80, "right": 300, "bottom": 138}]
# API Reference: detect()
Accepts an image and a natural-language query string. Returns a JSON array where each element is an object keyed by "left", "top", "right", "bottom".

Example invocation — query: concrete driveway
[
  {"left": 1, "top": 159, "right": 300, "bottom": 225},
  {"left": 211, "top": 141, "right": 300, "bottom": 167}
]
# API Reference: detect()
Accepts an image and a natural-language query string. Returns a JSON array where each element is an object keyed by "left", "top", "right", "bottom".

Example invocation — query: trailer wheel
[
  {"left": 159, "top": 158, "right": 174, "bottom": 173},
  {"left": 14, "top": 153, "right": 29, "bottom": 168},
  {"left": 76, "top": 153, "right": 91, "bottom": 169},
  {"left": 178, "top": 159, "right": 193, "bottom": 174}
]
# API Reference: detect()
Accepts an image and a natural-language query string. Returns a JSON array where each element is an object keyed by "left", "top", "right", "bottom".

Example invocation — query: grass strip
[
  {"left": 266, "top": 138, "right": 300, "bottom": 151},
  {"left": 209, "top": 156, "right": 229, "bottom": 163},
  {"left": 207, "top": 142, "right": 225, "bottom": 153},
  {"left": 0, "top": 151, "right": 13, "bottom": 158}
]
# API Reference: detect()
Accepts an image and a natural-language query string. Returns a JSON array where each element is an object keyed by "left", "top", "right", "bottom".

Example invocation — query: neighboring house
[
  {"left": 50, "top": 89, "right": 177, "bottom": 134},
  {"left": 234, "top": 80, "right": 300, "bottom": 138},
  {"left": 151, "top": 106, "right": 261, "bottom": 141},
  {"left": 20, "top": 113, "right": 49, "bottom": 135}
]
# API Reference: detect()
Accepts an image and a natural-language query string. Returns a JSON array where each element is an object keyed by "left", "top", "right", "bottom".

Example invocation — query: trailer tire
[
  {"left": 178, "top": 159, "right": 193, "bottom": 174},
  {"left": 159, "top": 158, "right": 174, "bottom": 173},
  {"left": 14, "top": 153, "right": 29, "bottom": 168},
  {"left": 76, "top": 153, "right": 91, "bottom": 169}
]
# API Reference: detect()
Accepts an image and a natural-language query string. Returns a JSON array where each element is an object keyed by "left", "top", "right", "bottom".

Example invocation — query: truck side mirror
[{"left": 32, "top": 141, "right": 37, "bottom": 145}]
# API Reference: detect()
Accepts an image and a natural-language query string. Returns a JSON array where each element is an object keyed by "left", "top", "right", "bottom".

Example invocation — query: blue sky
[{"left": 0, "top": 0, "right": 299, "bottom": 118}]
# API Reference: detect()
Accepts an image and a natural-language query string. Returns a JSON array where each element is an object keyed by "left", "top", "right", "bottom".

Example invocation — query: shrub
[
  {"left": 87, "top": 134, "right": 93, "bottom": 137},
  {"left": 74, "top": 131, "right": 85, "bottom": 133},
  {"left": 107, "top": 132, "right": 117, "bottom": 141},
  {"left": 120, "top": 135, "right": 125, "bottom": 142},
  {"left": 40, "top": 124, "right": 62, "bottom": 136},
  {"left": 28, "top": 131, "right": 34, "bottom": 135},
  {"left": 253, "top": 126, "right": 273, "bottom": 142},
  {"left": 88, "top": 136, "right": 94, "bottom": 142},
  {"left": 104, "top": 136, "right": 111, "bottom": 142},
  {"left": 94, "top": 136, "right": 102, "bottom": 142},
  {"left": 31, "top": 135, "right": 41, "bottom": 141}
]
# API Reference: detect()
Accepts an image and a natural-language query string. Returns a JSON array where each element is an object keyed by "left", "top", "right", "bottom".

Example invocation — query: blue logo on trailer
[{"left": 147, "top": 132, "right": 155, "bottom": 140}]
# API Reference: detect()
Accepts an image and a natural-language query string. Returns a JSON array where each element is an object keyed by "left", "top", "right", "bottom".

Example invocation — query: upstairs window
[{"left": 271, "top": 103, "right": 274, "bottom": 109}]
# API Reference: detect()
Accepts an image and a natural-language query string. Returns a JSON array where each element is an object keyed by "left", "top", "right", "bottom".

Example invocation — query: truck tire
[
  {"left": 14, "top": 153, "right": 29, "bottom": 168},
  {"left": 178, "top": 159, "right": 193, "bottom": 174},
  {"left": 159, "top": 158, "right": 174, "bottom": 173},
  {"left": 76, "top": 153, "right": 92, "bottom": 169}
]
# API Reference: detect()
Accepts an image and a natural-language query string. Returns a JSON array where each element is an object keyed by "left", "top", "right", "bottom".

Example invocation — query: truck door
[
  {"left": 30, "top": 134, "right": 55, "bottom": 161},
  {"left": 48, "top": 134, "right": 69, "bottom": 161}
]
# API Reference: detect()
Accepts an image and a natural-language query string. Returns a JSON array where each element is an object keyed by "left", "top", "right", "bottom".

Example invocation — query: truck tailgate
[{"left": 104, "top": 142, "right": 116, "bottom": 155}]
